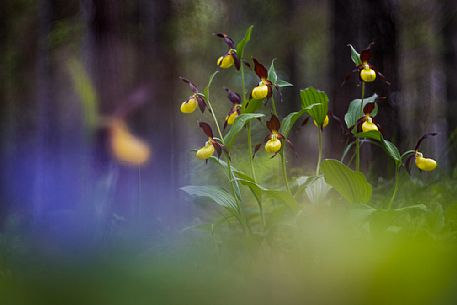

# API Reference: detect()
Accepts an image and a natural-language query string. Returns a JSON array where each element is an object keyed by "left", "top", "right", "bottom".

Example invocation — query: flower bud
[
  {"left": 180, "top": 97, "right": 198, "bottom": 113},
  {"left": 226, "top": 111, "right": 238, "bottom": 125},
  {"left": 252, "top": 84, "right": 269, "bottom": 100},
  {"left": 265, "top": 138, "right": 281, "bottom": 153},
  {"left": 415, "top": 152, "right": 437, "bottom": 171},
  {"left": 360, "top": 67, "right": 377, "bottom": 82},
  {"left": 217, "top": 54, "right": 234, "bottom": 69},
  {"left": 196, "top": 141, "right": 215, "bottom": 160},
  {"left": 313, "top": 115, "right": 329, "bottom": 128}
]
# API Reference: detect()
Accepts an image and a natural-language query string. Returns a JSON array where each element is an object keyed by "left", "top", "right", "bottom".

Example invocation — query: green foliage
[
  {"left": 321, "top": 159, "right": 372, "bottom": 204},
  {"left": 236, "top": 25, "right": 254, "bottom": 58},
  {"left": 223, "top": 113, "right": 264, "bottom": 147},
  {"left": 203, "top": 70, "right": 219, "bottom": 99},
  {"left": 268, "top": 59, "right": 293, "bottom": 87},
  {"left": 180, "top": 185, "right": 237, "bottom": 210},
  {"left": 348, "top": 44, "right": 362, "bottom": 66},
  {"left": 383, "top": 139, "right": 402, "bottom": 166},
  {"left": 279, "top": 109, "right": 307, "bottom": 137},
  {"left": 299, "top": 87, "right": 328, "bottom": 125},
  {"left": 344, "top": 93, "right": 379, "bottom": 129}
]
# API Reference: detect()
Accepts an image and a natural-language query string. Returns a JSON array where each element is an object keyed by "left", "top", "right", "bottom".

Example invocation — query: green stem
[
  {"left": 271, "top": 96, "right": 291, "bottom": 193},
  {"left": 206, "top": 85, "right": 245, "bottom": 229},
  {"left": 355, "top": 137, "right": 360, "bottom": 171},
  {"left": 281, "top": 149, "right": 291, "bottom": 193},
  {"left": 316, "top": 127, "right": 323, "bottom": 176},
  {"left": 388, "top": 165, "right": 400, "bottom": 210},
  {"left": 355, "top": 81, "right": 366, "bottom": 171},
  {"left": 247, "top": 122, "right": 257, "bottom": 181}
]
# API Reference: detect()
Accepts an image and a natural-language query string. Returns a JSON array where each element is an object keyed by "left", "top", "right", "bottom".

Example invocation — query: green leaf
[
  {"left": 236, "top": 25, "right": 254, "bottom": 58},
  {"left": 344, "top": 93, "right": 379, "bottom": 129},
  {"left": 279, "top": 109, "right": 307, "bottom": 137},
  {"left": 223, "top": 113, "right": 264, "bottom": 147},
  {"left": 275, "top": 80, "right": 293, "bottom": 87},
  {"left": 68, "top": 59, "right": 98, "bottom": 129},
  {"left": 348, "top": 44, "right": 362, "bottom": 66},
  {"left": 268, "top": 59, "right": 278, "bottom": 83},
  {"left": 203, "top": 71, "right": 219, "bottom": 99},
  {"left": 382, "top": 139, "right": 401, "bottom": 165},
  {"left": 299, "top": 87, "right": 329, "bottom": 126},
  {"left": 236, "top": 178, "right": 298, "bottom": 211},
  {"left": 305, "top": 176, "right": 332, "bottom": 204},
  {"left": 242, "top": 98, "right": 263, "bottom": 114},
  {"left": 321, "top": 159, "right": 372, "bottom": 204},
  {"left": 354, "top": 130, "right": 382, "bottom": 141},
  {"left": 180, "top": 185, "right": 236, "bottom": 209}
]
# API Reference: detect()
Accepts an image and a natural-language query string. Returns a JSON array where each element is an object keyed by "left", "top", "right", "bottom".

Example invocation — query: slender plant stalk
[
  {"left": 388, "top": 165, "right": 400, "bottom": 209},
  {"left": 247, "top": 122, "right": 257, "bottom": 181},
  {"left": 355, "top": 81, "right": 366, "bottom": 171},
  {"left": 271, "top": 96, "right": 291, "bottom": 193},
  {"left": 316, "top": 127, "right": 323, "bottom": 176},
  {"left": 205, "top": 82, "right": 245, "bottom": 230}
]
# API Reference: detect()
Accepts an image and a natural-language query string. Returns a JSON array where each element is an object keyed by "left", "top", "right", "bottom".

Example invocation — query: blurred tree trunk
[
  {"left": 136, "top": 0, "right": 181, "bottom": 227},
  {"left": 84, "top": 0, "right": 180, "bottom": 228},
  {"left": 443, "top": 1, "right": 457, "bottom": 170},
  {"left": 398, "top": 0, "right": 446, "bottom": 170},
  {"left": 331, "top": 0, "right": 400, "bottom": 175}
]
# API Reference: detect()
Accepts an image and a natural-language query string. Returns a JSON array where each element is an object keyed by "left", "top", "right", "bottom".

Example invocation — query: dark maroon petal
[
  {"left": 360, "top": 42, "right": 374, "bottom": 62},
  {"left": 197, "top": 95, "right": 207, "bottom": 113},
  {"left": 277, "top": 133, "right": 285, "bottom": 140},
  {"left": 270, "top": 151, "right": 280, "bottom": 159},
  {"left": 223, "top": 117, "right": 228, "bottom": 130},
  {"left": 360, "top": 49, "right": 372, "bottom": 63},
  {"left": 212, "top": 141, "right": 222, "bottom": 159},
  {"left": 301, "top": 117, "right": 310, "bottom": 126},
  {"left": 253, "top": 143, "right": 262, "bottom": 159},
  {"left": 253, "top": 58, "right": 268, "bottom": 80},
  {"left": 224, "top": 87, "right": 241, "bottom": 104},
  {"left": 266, "top": 114, "right": 281, "bottom": 131},
  {"left": 376, "top": 71, "right": 391, "bottom": 86},
  {"left": 415, "top": 132, "right": 438, "bottom": 151},
  {"left": 286, "top": 138, "right": 295, "bottom": 150},
  {"left": 363, "top": 103, "right": 376, "bottom": 115},
  {"left": 214, "top": 32, "right": 235, "bottom": 49},
  {"left": 179, "top": 76, "right": 199, "bottom": 93},
  {"left": 232, "top": 52, "right": 240, "bottom": 70},
  {"left": 199, "top": 122, "right": 213, "bottom": 138},
  {"left": 404, "top": 155, "right": 414, "bottom": 175},
  {"left": 244, "top": 61, "right": 252, "bottom": 69}
]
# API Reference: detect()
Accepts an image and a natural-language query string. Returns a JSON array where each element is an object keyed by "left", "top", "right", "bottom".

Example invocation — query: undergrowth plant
[{"left": 179, "top": 26, "right": 439, "bottom": 240}]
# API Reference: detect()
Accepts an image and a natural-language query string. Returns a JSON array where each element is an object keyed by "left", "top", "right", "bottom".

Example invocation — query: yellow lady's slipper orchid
[
  {"left": 110, "top": 119, "right": 150, "bottom": 166},
  {"left": 415, "top": 151, "right": 437, "bottom": 171},
  {"left": 362, "top": 116, "right": 378, "bottom": 132},
  {"left": 223, "top": 88, "right": 242, "bottom": 129},
  {"left": 226, "top": 111, "right": 238, "bottom": 125},
  {"left": 215, "top": 33, "right": 240, "bottom": 70},
  {"left": 217, "top": 53, "right": 234, "bottom": 69},
  {"left": 252, "top": 83, "right": 269, "bottom": 100},
  {"left": 313, "top": 115, "right": 329, "bottom": 128},
  {"left": 179, "top": 77, "right": 207, "bottom": 113},
  {"left": 265, "top": 134, "right": 282, "bottom": 153},
  {"left": 196, "top": 140, "right": 215, "bottom": 160},
  {"left": 196, "top": 122, "right": 224, "bottom": 161},
  {"left": 360, "top": 63, "right": 377, "bottom": 82},
  {"left": 180, "top": 96, "right": 198, "bottom": 113}
]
